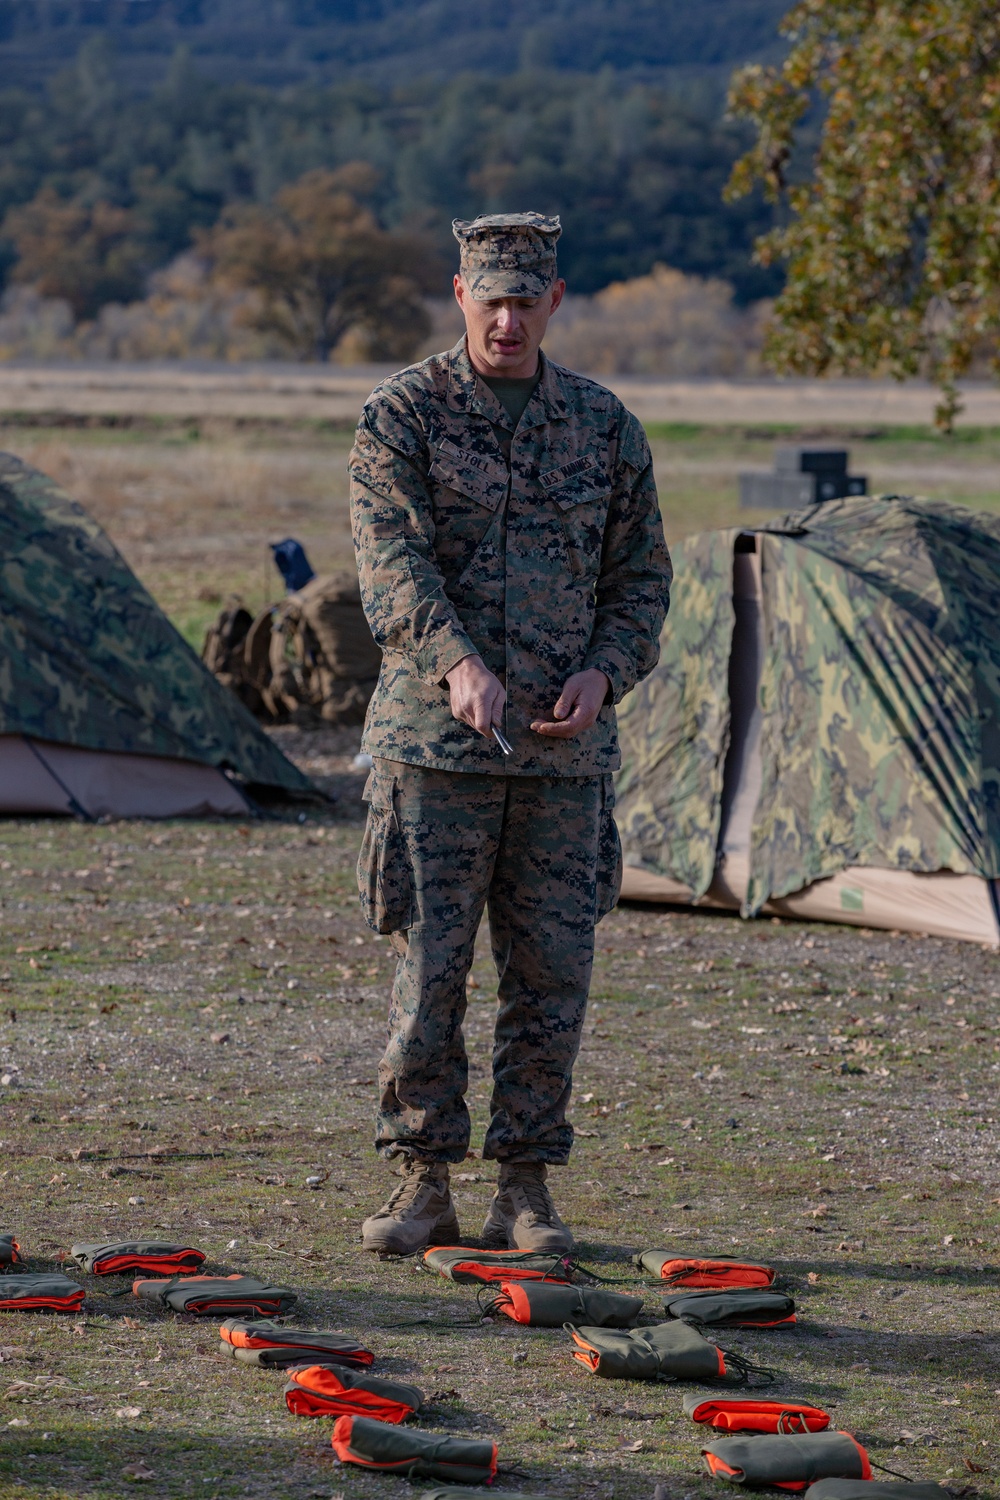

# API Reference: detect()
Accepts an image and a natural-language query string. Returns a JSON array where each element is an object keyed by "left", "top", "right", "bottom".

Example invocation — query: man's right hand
[{"left": 444, "top": 654, "right": 506, "bottom": 738}]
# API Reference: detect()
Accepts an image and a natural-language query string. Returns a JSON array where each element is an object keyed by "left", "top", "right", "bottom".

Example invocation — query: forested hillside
[
  {"left": 0, "top": 47, "right": 780, "bottom": 302},
  {"left": 0, "top": 0, "right": 787, "bottom": 90}
]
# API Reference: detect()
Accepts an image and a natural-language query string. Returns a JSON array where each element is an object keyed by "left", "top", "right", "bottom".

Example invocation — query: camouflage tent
[
  {"left": 616, "top": 495, "right": 1000, "bottom": 946},
  {"left": 0, "top": 452, "right": 312, "bottom": 817}
]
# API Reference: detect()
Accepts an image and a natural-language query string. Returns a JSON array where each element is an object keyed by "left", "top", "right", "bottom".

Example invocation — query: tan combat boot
[
  {"left": 361, "top": 1158, "right": 460, "bottom": 1255},
  {"left": 481, "top": 1162, "right": 574, "bottom": 1253}
]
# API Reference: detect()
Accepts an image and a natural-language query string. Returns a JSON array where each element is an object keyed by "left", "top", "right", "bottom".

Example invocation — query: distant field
[{"left": 3, "top": 379, "right": 999, "bottom": 649}]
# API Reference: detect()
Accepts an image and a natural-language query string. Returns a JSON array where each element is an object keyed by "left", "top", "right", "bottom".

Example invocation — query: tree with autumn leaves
[
  {"left": 727, "top": 0, "right": 1000, "bottom": 428},
  {"left": 200, "top": 166, "right": 437, "bottom": 363}
]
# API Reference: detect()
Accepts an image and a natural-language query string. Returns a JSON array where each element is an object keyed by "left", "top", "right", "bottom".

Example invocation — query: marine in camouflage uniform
[{"left": 350, "top": 212, "right": 671, "bottom": 1253}]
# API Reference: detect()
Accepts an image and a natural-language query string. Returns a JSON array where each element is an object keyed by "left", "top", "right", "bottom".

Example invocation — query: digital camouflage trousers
[{"left": 357, "top": 758, "right": 622, "bottom": 1164}]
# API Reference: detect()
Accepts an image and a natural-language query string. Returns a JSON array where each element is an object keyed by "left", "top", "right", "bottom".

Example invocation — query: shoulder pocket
[
  {"left": 540, "top": 455, "right": 609, "bottom": 511},
  {"left": 430, "top": 440, "right": 508, "bottom": 512}
]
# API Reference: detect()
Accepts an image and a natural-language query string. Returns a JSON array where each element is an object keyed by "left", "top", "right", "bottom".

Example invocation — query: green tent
[
  {"left": 615, "top": 495, "right": 1000, "bottom": 945},
  {"left": 0, "top": 451, "right": 311, "bottom": 817}
]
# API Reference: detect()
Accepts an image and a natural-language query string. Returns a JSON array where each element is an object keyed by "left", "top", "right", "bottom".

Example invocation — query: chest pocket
[
  {"left": 430, "top": 439, "right": 508, "bottom": 512},
  {"left": 540, "top": 454, "right": 609, "bottom": 511},
  {"left": 539, "top": 455, "right": 611, "bottom": 578},
  {"left": 429, "top": 439, "right": 509, "bottom": 578}
]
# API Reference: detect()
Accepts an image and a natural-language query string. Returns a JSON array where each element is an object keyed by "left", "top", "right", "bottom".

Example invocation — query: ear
[
  {"left": 548, "top": 278, "right": 566, "bottom": 316},
  {"left": 453, "top": 273, "right": 467, "bottom": 309}
]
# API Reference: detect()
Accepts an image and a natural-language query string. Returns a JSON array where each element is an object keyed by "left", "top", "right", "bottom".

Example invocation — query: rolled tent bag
[
  {"left": 285, "top": 1364, "right": 422, "bottom": 1423},
  {"left": 486, "top": 1280, "right": 643, "bottom": 1328},
  {"left": 71, "top": 1241, "right": 205, "bottom": 1276},
  {"left": 702, "top": 1432, "right": 871, "bottom": 1489},
  {"left": 566, "top": 1320, "right": 771, "bottom": 1383},
  {"left": 635, "top": 1251, "right": 775, "bottom": 1288},
  {"left": 805, "top": 1485, "right": 951, "bottom": 1500},
  {"left": 0, "top": 1234, "right": 22, "bottom": 1268},
  {"left": 664, "top": 1288, "right": 796, "bottom": 1328},
  {"left": 331, "top": 1415, "right": 498, "bottom": 1483},
  {"left": 423, "top": 1247, "right": 574, "bottom": 1285},
  {"left": 219, "top": 1318, "right": 373, "bottom": 1369},
  {"left": 134, "top": 1275, "right": 296, "bottom": 1315},
  {"left": 685, "top": 1396, "right": 830, "bottom": 1434},
  {"left": 417, "top": 1492, "right": 549, "bottom": 1500},
  {"left": 0, "top": 1274, "right": 85, "bottom": 1312}
]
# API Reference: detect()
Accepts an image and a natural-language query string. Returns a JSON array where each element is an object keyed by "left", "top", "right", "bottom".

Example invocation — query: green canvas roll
[
  {"left": 663, "top": 1288, "right": 796, "bottom": 1327},
  {"left": 423, "top": 1246, "right": 574, "bottom": 1284},
  {"left": 806, "top": 1485, "right": 949, "bottom": 1500},
  {"left": 0, "top": 1234, "right": 22, "bottom": 1267},
  {"left": 567, "top": 1319, "right": 727, "bottom": 1380},
  {"left": 218, "top": 1318, "right": 373, "bottom": 1369},
  {"left": 134, "top": 1276, "right": 296, "bottom": 1315},
  {"left": 703, "top": 1432, "right": 870, "bottom": 1487},
  {"left": 0, "top": 1274, "right": 85, "bottom": 1312},
  {"left": 285, "top": 1364, "right": 423, "bottom": 1421},
  {"left": 418, "top": 1491, "right": 549, "bottom": 1500},
  {"left": 70, "top": 1240, "right": 205, "bottom": 1275},
  {"left": 490, "top": 1279, "right": 643, "bottom": 1327},
  {"left": 332, "top": 1415, "right": 497, "bottom": 1483}
]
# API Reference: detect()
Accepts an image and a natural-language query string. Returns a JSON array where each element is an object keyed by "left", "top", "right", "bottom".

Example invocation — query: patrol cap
[{"left": 452, "top": 211, "right": 561, "bottom": 300}]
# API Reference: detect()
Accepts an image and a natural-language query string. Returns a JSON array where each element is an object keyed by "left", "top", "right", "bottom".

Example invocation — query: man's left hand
[{"left": 529, "top": 668, "right": 610, "bottom": 740}]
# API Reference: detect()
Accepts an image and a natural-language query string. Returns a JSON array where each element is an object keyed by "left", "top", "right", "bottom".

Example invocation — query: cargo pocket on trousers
[
  {"left": 595, "top": 775, "right": 623, "bottom": 923},
  {"left": 357, "top": 770, "right": 414, "bottom": 935}
]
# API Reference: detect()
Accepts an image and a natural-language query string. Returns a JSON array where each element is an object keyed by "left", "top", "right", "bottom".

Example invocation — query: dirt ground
[{"left": 1, "top": 408, "right": 999, "bottom": 1500}]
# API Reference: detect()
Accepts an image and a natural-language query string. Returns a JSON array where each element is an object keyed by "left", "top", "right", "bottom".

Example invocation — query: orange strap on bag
[
  {"left": 0, "top": 1234, "right": 22, "bottom": 1268},
  {"left": 685, "top": 1396, "right": 831, "bottom": 1433},
  {"left": 422, "top": 1246, "right": 574, "bottom": 1285},
  {"left": 284, "top": 1365, "right": 422, "bottom": 1423},
  {"left": 0, "top": 1274, "right": 85, "bottom": 1313},
  {"left": 218, "top": 1319, "right": 374, "bottom": 1369},
  {"left": 635, "top": 1251, "right": 775, "bottom": 1289}
]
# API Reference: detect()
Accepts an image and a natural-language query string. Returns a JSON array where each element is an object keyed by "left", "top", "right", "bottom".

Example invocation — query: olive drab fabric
[
  {"left": 218, "top": 1319, "right": 374, "bottom": 1369},
  {"left": 133, "top": 1275, "right": 296, "bottom": 1315},
  {"left": 702, "top": 1431, "right": 871, "bottom": 1489},
  {"left": 418, "top": 1491, "right": 551, "bottom": 1500},
  {"left": 0, "top": 1274, "right": 85, "bottom": 1312},
  {"left": 0, "top": 452, "right": 310, "bottom": 794},
  {"left": 805, "top": 1484, "right": 951, "bottom": 1500},
  {"left": 331, "top": 1415, "right": 498, "bottom": 1483},
  {"left": 453, "top": 212, "right": 561, "bottom": 300},
  {"left": 422, "top": 1246, "right": 575, "bottom": 1283},
  {"left": 488, "top": 1279, "right": 643, "bottom": 1327},
  {"left": 0, "top": 1234, "right": 22, "bottom": 1267},
  {"left": 360, "top": 760, "right": 618, "bottom": 1162},
  {"left": 349, "top": 339, "right": 671, "bottom": 776},
  {"left": 616, "top": 496, "right": 1000, "bottom": 915},
  {"left": 70, "top": 1241, "right": 205, "bottom": 1276},
  {"left": 566, "top": 1319, "right": 727, "bottom": 1381},
  {"left": 663, "top": 1288, "right": 796, "bottom": 1327}
]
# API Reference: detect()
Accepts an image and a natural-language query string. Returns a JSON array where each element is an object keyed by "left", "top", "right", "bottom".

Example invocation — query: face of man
[{"left": 453, "top": 274, "right": 566, "bottom": 380}]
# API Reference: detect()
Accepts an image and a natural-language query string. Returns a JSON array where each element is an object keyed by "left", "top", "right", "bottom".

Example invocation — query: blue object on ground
[{"left": 271, "top": 538, "right": 316, "bottom": 592}]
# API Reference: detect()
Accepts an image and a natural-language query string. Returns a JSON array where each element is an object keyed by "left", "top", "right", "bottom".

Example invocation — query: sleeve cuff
[
  {"left": 583, "top": 649, "right": 633, "bottom": 705},
  {"left": 417, "top": 629, "right": 479, "bottom": 689}
]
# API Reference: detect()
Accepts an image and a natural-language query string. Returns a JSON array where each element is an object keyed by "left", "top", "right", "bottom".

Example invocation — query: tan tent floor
[
  {"left": 620, "top": 860, "right": 999, "bottom": 947},
  {"left": 0, "top": 736, "right": 249, "bottom": 819}
]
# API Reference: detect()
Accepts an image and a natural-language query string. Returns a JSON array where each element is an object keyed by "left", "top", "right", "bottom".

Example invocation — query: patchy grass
[
  {"left": 0, "top": 410, "right": 998, "bottom": 1498},
  {"left": 1, "top": 787, "right": 999, "bottom": 1500},
  {"left": 3, "top": 418, "right": 1000, "bottom": 649}
]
